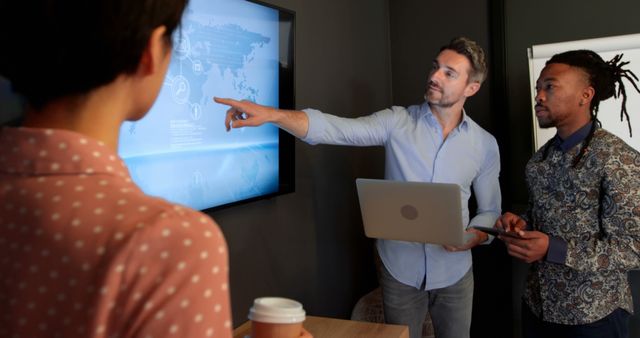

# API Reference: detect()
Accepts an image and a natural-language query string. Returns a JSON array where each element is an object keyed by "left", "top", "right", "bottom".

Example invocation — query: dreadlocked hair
[{"left": 543, "top": 50, "right": 640, "bottom": 167}]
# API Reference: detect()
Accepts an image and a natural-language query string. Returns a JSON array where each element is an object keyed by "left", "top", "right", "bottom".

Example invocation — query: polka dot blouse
[{"left": 0, "top": 127, "right": 232, "bottom": 338}]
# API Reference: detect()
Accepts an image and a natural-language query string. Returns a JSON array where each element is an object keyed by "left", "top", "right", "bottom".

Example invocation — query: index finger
[
  {"left": 510, "top": 218, "right": 527, "bottom": 233},
  {"left": 213, "top": 97, "right": 240, "bottom": 107}
]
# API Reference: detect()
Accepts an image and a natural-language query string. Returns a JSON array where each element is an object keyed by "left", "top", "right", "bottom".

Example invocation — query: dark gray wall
[
  {"left": 389, "top": 0, "right": 496, "bottom": 132},
  {"left": 206, "top": 0, "right": 391, "bottom": 326},
  {"left": 502, "top": 1, "right": 640, "bottom": 337}
]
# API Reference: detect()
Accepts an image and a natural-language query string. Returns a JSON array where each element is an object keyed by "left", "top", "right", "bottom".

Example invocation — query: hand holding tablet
[{"left": 471, "top": 226, "right": 522, "bottom": 239}]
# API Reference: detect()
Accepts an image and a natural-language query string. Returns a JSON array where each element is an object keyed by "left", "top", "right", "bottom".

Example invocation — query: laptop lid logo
[{"left": 400, "top": 204, "right": 418, "bottom": 220}]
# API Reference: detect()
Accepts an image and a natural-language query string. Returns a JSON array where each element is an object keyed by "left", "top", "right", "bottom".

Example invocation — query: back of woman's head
[{"left": 0, "top": 0, "right": 189, "bottom": 109}]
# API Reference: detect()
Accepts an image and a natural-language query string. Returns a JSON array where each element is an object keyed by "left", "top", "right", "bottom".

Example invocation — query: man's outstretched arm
[{"left": 214, "top": 97, "right": 309, "bottom": 138}]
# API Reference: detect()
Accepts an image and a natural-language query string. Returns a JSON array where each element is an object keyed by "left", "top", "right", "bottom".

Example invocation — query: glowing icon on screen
[
  {"left": 174, "top": 35, "right": 190, "bottom": 60},
  {"left": 192, "top": 170, "right": 204, "bottom": 186},
  {"left": 190, "top": 103, "right": 202, "bottom": 121},
  {"left": 171, "top": 75, "right": 190, "bottom": 105},
  {"left": 192, "top": 60, "right": 203, "bottom": 75}
]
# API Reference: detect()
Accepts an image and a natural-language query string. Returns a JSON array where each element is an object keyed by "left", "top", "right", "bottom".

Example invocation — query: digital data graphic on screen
[{"left": 118, "top": 0, "right": 281, "bottom": 210}]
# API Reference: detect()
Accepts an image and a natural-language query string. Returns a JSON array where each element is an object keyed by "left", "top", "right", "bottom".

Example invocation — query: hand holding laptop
[
  {"left": 443, "top": 228, "right": 489, "bottom": 252},
  {"left": 355, "top": 178, "right": 470, "bottom": 246},
  {"left": 355, "top": 178, "right": 506, "bottom": 250}
]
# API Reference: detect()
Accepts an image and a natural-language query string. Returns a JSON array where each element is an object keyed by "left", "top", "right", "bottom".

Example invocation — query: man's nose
[{"left": 430, "top": 69, "right": 444, "bottom": 81}]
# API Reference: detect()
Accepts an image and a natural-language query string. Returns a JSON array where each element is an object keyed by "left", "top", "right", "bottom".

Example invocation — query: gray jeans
[{"left": 379, "top": 263, "right": 474, "bottom": 338}]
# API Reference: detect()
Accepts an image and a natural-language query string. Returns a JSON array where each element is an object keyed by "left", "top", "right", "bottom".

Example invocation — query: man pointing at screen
[{"left": 215, "top": 37, "right": 501, "bottom": 338}]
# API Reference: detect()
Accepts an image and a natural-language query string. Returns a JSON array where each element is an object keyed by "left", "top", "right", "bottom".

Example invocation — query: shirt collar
[
  {"left": 421, "top": 102, "right": 469, "bottom": 131},
  {"left": 0, "top": 127, "right": 130, "bottom": 180},
  {"left": 552, "top": 121, "right": 594, "bottom": 152}
]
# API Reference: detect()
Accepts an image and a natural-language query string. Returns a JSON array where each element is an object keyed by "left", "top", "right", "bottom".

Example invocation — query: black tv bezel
[
  {"left": 205, "top": 0, "right": 296, "bottom": 212},
  {"left": 0, "top": 1, "right": 297, "bottom": 212}
]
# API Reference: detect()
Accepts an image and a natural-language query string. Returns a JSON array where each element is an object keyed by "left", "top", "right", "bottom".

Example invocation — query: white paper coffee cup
[{"left": 248, "top": 297, "right": 306, "bottom": 324}]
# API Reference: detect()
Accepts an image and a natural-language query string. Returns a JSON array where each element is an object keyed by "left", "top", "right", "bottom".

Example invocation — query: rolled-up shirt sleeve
[{"left": 302, "top": 108, "right": 395, "bottom": 146}]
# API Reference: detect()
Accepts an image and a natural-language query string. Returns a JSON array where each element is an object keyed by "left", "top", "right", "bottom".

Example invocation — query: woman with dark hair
[{"left": 0, "top": 0, "right": 233, "bottom": 337}]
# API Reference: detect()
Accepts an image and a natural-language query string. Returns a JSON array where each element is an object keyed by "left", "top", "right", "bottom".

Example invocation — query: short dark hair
[
  {"left": 0, "top": 0, "right": 189, "bottom": 109},
  {"left": 546, "top": 50, "right": 639, "bottom": 136},
  {"left": 440, "top": 37, "right": 487, "bottom": 84},
  {"left": 546, "top": 50, "right": 617, "bottom": 115}
]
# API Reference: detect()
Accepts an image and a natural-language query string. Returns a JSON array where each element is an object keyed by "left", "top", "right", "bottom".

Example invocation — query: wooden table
[{"left": 233, "top": 315, "right": 409, "bottom": 338}]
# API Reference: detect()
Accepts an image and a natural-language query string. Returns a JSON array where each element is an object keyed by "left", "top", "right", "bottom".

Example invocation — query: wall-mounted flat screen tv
[{"left": 117, "top": 0, "right": 295, "bottom": 211}]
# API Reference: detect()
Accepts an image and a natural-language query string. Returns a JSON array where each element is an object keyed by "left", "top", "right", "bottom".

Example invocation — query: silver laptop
[{"left": 355, "top": 178, "right": 467, "bottom": 246}]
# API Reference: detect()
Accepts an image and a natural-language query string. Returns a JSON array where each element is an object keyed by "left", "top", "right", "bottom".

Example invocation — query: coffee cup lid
[{"left": 248, "top": 297, "right": 306, "bottom": 324}]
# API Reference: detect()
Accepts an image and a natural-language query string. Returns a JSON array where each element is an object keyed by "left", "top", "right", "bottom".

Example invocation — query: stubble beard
[
  {"left": 425, "top": 90, "right": 456, "bottom": 109},
  {"left": 536, "top": 113, "right": 556, "bottom": 129},
  {"left": 537, "top": 118, "right": 554, "bottom": 129}
]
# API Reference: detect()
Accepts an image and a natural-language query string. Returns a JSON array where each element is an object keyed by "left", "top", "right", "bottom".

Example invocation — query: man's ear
[
  {"left": 137, "top": 26, "right": 168, "bottom": 76},
  {"left": 580, "top": 86, "right": 595, "bottom": 107},
  {"left": 464, "top": 81, "right": 481, "bottom": 98}
]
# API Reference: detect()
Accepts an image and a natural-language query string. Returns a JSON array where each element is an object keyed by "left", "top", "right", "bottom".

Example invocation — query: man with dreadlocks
[{"left": 496, "top": 49, "right": 640, "bottom": 338}]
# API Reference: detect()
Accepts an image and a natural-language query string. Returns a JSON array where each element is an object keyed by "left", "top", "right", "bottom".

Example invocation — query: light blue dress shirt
[{"left": 302, "top": 102, "right": 501, "bottom": 290}]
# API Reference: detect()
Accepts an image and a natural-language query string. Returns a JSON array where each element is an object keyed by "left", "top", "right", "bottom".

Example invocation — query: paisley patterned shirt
[{"left": 522, "top": 127, "right": 640, "bottom": 325}]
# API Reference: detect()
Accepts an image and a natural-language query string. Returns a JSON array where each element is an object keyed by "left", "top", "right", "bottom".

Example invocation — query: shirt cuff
[
  {"left": 545, "top": 236, "right": 568, "bottom": 264},
  {"left": 301, "top": 108, "right": 323, "bottom": 144}
]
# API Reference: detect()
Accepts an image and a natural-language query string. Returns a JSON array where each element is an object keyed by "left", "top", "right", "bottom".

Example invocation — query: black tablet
[{"left": 471, "top": 226, "right": 522, "bottom": 239}]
